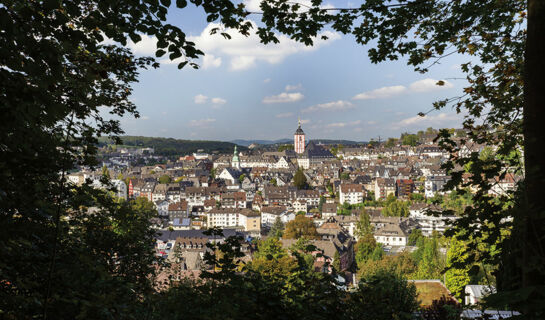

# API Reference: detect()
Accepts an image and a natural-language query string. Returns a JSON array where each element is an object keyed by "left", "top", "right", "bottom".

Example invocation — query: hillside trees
[{"left": 283, "top": 215, "right": 319, "bottom": 239}]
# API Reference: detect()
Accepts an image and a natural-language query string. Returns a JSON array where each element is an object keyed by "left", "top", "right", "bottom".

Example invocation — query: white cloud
[
  {"left": 141, "top": 115, "right": 150, "bottom": 120},
  {"left": 231, "top": 56, "right": 256, "bottom": 71},
  {"left": 194, "top": 94, "right": 208, "bottom": 104},
  {"left": 276, "top": 112, "right": 294, "bottom": 118},
  {"left": 352, "top": 79, "right": 453, "bottom": 101},
  {"left": 211, "top": 97, "right": 227, "bottom": 105},
  {"left": 127, "top": 34, "right": 157, "bottom": 56},
  {"left": 302, "top": 100, "right": 354, "bottom": 113},
  {"left": 352, "top": 85, "right": 406, "bottom": 100},
  {"left": 202, "top": 54, "right": 222, "bottom": 69},
  {"left": 395, "top": 112, "right": 460, "bottom": 129},
  {"left": 189, "top": 118, "right": 216, "bottom": 127},
  {"left": 285, "top": 83, "right": 302, "bottom": 91},
  {"left": 300, "top": 119, "right": 311, "bottom": 124},
  {"left": 409, "top": 78, "right": 453, "bottom": 92},
  {"left": 263, "top": 78, "right": 271, "bottom": 83},
  {"left": 326, "top": 120, "right": 361, "bottom": 128},
  {"left": 263, "top": 92, "right": 304, "bottom": 104},
  {"left": 189, "top": 21, "right": 340, "bottom": 71}
]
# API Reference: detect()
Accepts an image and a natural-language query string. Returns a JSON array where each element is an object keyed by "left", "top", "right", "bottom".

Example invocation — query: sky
[{"left": 116, "top": 0, "right": 471, "bottom": 142}]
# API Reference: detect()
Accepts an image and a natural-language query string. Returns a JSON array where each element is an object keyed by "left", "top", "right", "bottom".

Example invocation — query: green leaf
[
  {"left": 176, "top": 0, "right": 187, "bottom": 8},
  {"left": 155, "top": 49, "right": 166, "bottom": 57},
  {"left": 177, "top": 61, "right": 189, "bottom": 69}
]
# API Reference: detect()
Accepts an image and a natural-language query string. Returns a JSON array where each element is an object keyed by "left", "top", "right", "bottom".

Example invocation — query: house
[
  {"left": 207, "top": 208, "right": 241, "bottom": 229},
  {"left": 425, "top": 176, "right": 449, "bottom": 198},
  {"left": 321, "top": 203, "right": 337, "bottom": 219},
  {"left": 292, "top": 200, "right": 308, "bottom": 213},
  {"left": 260, "top": 206, "right": 293, "bottom": 227},
  {"left": 238, "top": 209, "right": 261, "bottom": 233},
  {"left": 396, "top": 179, "right": 415, "bottom": 198},
  {"left": 374, "top": 223, "right": 408, "bottom": 246},
  {"left": 168, "top": 201, "right": 189, "bottom": 221},
  {"left": 339, "top": 184, "right": 364, "bottom": 205},
  {"left": 374, "top": 178, "right": 396, "bottom": 200},
  {"left": 155, "top": 200, "right": 170, "bottom": 217}
]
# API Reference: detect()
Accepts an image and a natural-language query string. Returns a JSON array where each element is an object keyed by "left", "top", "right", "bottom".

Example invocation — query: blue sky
[{"left": 118, "top": 1, "right": 470, "bottom": 142}]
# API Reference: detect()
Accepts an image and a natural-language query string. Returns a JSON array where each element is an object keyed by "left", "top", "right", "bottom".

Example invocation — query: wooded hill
[{"left": 98, "top": 136, "right": 247, "bottom": 156}]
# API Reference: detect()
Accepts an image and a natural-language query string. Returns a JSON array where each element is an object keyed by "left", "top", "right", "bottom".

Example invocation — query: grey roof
[{"left": 295, "top": 124, "right": 305, "bottom": 135}]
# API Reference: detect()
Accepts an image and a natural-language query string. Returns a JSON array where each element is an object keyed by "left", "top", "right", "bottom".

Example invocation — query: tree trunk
[{"left": 522, "top": 0, "right": 545, "bottom": 306}]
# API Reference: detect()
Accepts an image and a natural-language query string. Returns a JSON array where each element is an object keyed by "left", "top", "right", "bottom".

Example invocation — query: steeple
[
  {"left": 294, "top": 117, "right": 305, "bottom": 135},
  {"left": 294, "top": 118, "right": 306, "bottom": 154},
  {"left": 231, "top": 145, "right": 240, "bottom": 169}
]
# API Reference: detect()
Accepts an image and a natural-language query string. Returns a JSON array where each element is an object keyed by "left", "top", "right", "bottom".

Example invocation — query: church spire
[{"left": 294, "top": 119, "right": 306, "bottom": 154}]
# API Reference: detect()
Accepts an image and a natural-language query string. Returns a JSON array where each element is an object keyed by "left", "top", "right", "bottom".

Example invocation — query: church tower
[
  {"left": 231, "top": 145, "right": 241, "bottom": 169},
  {"left": 294, "top": 118, "right": 305, "bottom": 154}
]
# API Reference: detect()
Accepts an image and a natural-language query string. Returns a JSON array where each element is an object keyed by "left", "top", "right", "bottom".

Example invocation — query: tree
[
  {"left": 444, "top": 237, "right": 471, "bottom": 301},
  {"left": 355, "top": 233, "right": 378, "bottom": 267},
  {"left": 400, "top": 133, "right": 418, "bottom": 146},
  {"left": 382, "top": 199, "right": 409, "bottom": 217},
  {"left": 270, "top": 178, "right": 277, "bottom": 186},
  {"left": 101, "top": 164, "right": 110, "bottom": 177},
  {"left": 283, "top": 215, "right": 318, "bottom": 239},
  {"left": 384, "top": 138, "right": 397, "bottom": 148},
  {"left": 350, "top": 269, "right": 419, "bottom": 320},
  {"left": 355, "top": 210, "right": 373, "bottom": 239},
  {"left": 248, "top": 237, "right": 297, "bottom": 278},
  {"left": 159, "top": 174, "right": 172, "bottom": 184},
  {"left": 407, "top": 229, "right": 424, "bottom": 246},
  {"left": 293, "top": 168, "right": 308, "bottom": 190},
  {"left": 268, "top": 217, "right": 284, "bottom": 238}
]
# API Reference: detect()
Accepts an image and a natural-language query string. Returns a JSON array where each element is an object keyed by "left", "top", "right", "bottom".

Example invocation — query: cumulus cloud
[
  {"left": 127, "top": 34, "right": 157, "bottom": 56},
  {"left": 202, "top": 54, "right": 222, "bottom": 69},
  {"left": 352, "top": 85, "right": 406, "bottom": 100},
  {"left": 302, "top": 100, "right": 354, "bottom": 113},
  {"left": 409, "top": 78, "right": 454, "bottom": 92},
  {"left": 276, "top": 112, "right": 294, "bottom": 118},
  {"left": 326, "top": 120, "right": 361, "bottom": 128},
  {"left": 189, "top": 118, "right": 216, "bottom": 127},
  {"left": 394, "top": 112, "right": 460, "bottom": 129},
  {"left": 352, "top": 79, "right": 453, "bottom": 100},
  {"left": 211, "top": 97, "right": 227, "bottom": 105},
  {"left": 194, "top": 94, "right": 208, "bottom": 104},
  {"left": 285, "top": 83, "right": 302, "bottom": 91},
  {"left": 194, "top": 94, "right": 227, "bottom": 106},
  {"left": 263, "top": 92, "right": 304, "bottom": 104},
  {"left": 189, "top": 21, "right": 340, "bottom": 71}
]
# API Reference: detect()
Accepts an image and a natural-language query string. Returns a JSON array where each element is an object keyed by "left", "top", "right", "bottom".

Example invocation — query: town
[{"left": 68, "top": 121, "right": 518, "bottom": 315}]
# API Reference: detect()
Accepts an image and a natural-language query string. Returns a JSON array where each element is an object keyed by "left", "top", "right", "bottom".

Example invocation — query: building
[
  {"left": 294, "top": 119, "right": 305, "bottom": 154},
  {"left": 339, "top": 184, "right": 364, "bottom": 205},
  {"left": 374, "top": 178, "right": 396, "bottom": 200},
  {"left": 396, "top": 179, "right": 415, "bottom": 198},
  {"left": 231, "top": 145, "right": 241, "bottom": 169}
]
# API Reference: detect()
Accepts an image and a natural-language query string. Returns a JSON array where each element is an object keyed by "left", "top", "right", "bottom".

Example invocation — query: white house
[{"left": 339, "top": 184, "right": 364, "bottom": 205}]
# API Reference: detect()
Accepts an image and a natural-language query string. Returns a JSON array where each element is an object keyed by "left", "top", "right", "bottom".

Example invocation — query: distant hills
[
  {"left": 97, "top": 136, "right": 369, "bottom": 156},
  {"left": 98, "top": 136, "right": 247, "bottom": 156},
  {"left": 231, "top": 139, "right": 368, "bottom": 147}
]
